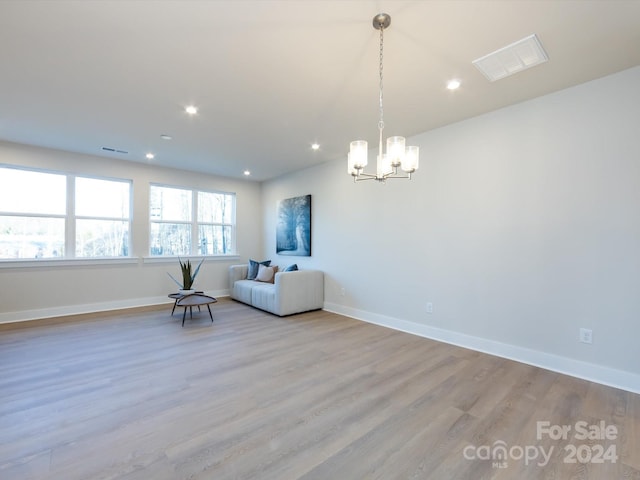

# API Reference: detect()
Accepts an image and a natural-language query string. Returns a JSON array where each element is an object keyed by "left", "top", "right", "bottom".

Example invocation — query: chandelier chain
[{"left": 378, "top": 24, "right": 384, "bottom": 132}]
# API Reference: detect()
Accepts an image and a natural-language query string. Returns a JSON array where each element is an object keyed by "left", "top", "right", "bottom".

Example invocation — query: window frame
[
  {"left": 149, "top": 183, "right": 237, "bottom": 257},
  {"left": 0, "top": 164, "right": 133, "bottom": 262},
  {"left": 73, "top": 175, "right": 133, "bottom": 258}
]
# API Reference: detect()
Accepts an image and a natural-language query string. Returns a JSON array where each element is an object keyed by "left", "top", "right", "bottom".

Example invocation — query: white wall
[
  {"left": 262, "top": 66, "right": 640, "bottom": 393},
  {"left": 0, "top": 141, "right": 263, "bottom": 322}
]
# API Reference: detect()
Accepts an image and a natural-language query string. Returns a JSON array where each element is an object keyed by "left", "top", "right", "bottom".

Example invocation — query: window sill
[
  {"left": 142, "top": 255, "right": 240, "bottom": 265},
  {"left": 0, "top": 257, "right": 140, "bottom": 269},
  {"left": 0, "top": 254, "right": 241, "bottom": 269}
]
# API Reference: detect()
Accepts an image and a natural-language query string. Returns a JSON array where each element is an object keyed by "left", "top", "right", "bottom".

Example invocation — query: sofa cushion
[
  {"left": 283, "top": 263, "right": 298, "bottom": 272},
  {"left": 247, "top": 259, "right": 271, "bottom": 280},
  {"left": 251, "top": 283, "right": 277, "bottom": 313},
  {"left": 232, "top": 279, "right": 261, "bottom": 304}
]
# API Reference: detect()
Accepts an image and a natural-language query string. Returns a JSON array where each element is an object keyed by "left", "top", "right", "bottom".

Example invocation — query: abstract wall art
[{"left": 276, "top": 194, "right": 311, "bottom": 256}]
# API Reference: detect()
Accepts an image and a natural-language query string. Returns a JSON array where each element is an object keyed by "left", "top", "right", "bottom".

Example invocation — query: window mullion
[
  {"left": 192, "top": 190, "right": 198, "bottom": 255},
  {"left": 66, "top": 175, "right": 75, "bottom": 257},
  {"left": 231, "top": 194, "right": 237, "bottom": 255}
]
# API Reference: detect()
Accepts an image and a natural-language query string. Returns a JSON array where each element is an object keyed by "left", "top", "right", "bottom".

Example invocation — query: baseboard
[
  {"left": 323, "top": 302, "right": 640, "bottom": 395},
  {"left": 0, "top": 289, "right": 230, "bottom": 324}
]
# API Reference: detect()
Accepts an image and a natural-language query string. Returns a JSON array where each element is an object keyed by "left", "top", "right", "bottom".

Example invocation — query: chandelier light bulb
[
  {"left": 377, "top": 153, "right": 393, "bottom": 178},
  {"left": 386, "top": 136, "right": 406, "bottom": 167},
  {"left": 349, "top": 140, "right": 368, "bottom": 171},
  {"left": 402, "top": 146, "right": 420, "bottom": 173}
]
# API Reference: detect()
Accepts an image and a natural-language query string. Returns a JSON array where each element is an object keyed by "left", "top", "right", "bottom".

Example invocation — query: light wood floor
[{"left": 1, "top": 299, "right": 638, "bottom": 480}]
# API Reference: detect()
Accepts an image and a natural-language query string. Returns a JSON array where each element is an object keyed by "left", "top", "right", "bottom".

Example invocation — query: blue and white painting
[{"left": 276, "top": 194, "right": 311, "bottom": 256}]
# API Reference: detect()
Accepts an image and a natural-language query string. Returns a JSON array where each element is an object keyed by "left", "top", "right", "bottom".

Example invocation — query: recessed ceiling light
[
  {"left": 185, "top": 105, "right": 198, "bottom": 115},
  {"left": 146, "top": 153, "right": 155, "bottom": 159},
  {"left": 243, "top": 170, "right": 251, "bottom": 176},
  {"left": 311, "top": 143, "right": 320, "bottom": 151},
  {"left": 447, "top": 79, "right": 461, "bottom": 90},
  {"left": 160, "top": 134, "right": 172, "bottom": 140}
]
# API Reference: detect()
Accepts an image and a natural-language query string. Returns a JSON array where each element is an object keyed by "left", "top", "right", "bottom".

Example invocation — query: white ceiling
[{"left": 1, "top": 0, "right": 639, "bottom": 182}]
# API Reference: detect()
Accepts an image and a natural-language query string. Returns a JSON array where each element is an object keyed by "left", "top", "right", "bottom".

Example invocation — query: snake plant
[{"left": 168, "top": 257, "right": 205, "bottom": 290}]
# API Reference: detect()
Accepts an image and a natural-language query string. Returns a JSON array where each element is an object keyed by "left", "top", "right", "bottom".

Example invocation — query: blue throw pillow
[
  {"left": 284, "top": 264, "right": 298, "bottom": 272},
  {"left": 247, "top": 259, "right": 271, "bottom": 280}
]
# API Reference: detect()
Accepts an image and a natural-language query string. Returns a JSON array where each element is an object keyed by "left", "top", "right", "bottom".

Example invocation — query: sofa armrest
[
  {"left": 229, "top": 264, "right": 248, "bottom": 289},
  {"left": 274, "top": 270, "right": 324, "bottom": 316}
]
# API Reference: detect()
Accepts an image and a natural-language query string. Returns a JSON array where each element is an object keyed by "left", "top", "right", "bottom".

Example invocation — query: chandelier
[{"left": 348, "top": 13, "right": 419, "bottom": 182}]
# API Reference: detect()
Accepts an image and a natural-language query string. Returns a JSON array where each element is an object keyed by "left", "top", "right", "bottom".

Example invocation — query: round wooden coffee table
[{"left": 168, "top": 292, "right": 217, "bottom": 326}]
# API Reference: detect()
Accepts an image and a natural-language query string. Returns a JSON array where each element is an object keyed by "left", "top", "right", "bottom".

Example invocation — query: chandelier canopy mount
[{"left": 373, "top": 13, "right": 391, "bottom": 30}]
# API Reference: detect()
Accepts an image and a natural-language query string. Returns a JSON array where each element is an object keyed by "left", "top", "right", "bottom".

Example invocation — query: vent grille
[
  {"left": 102, "top": 147, "right": 129, "bottom": 154},
  {"left": 472, "top": 34, "right": 548, "bottom": 82}
]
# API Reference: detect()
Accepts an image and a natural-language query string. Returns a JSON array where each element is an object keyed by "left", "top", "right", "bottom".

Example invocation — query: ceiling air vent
[
  {"left": 472, "top": 34, "right": 548, "bottom": 82},
  {"left": 102, "top": 147, "right": 129, "bottom": 154}
]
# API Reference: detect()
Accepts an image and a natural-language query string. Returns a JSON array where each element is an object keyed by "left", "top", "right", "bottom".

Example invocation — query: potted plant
[{"left": 168, "top": 257, "right": 205, "bottom": 294}]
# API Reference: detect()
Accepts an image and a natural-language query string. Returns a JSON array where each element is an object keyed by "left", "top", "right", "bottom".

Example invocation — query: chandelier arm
[
  {"left": 380, "top": 165, "right": 412, "bottom": 180},
  {"left": 355, "top": 176, "right": 378, "bottom": 182},
  {"left": 353, "top": 172, "right": 378, "bottom": 182},
  {"left": 383, "top": 173, "right": 412, "bottom": 180}
]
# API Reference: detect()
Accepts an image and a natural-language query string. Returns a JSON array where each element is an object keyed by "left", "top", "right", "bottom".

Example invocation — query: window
[
  {"left": 0, "top": 168, "right": 66, "bottom": 258},
  {"left": 150, "top": 184, "right": 235, "bottom": 256},
  {"left": 75, "top": 177, "right": 130, "bottom": 257},
  {"left": 0, "top": 166, "right": 131, "bottom": 259}
]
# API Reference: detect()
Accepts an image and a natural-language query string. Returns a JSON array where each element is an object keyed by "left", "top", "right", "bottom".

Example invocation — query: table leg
[
  {"left": 207, "top": 304, "right": 213, "bottom": 323},
  {"left": 182, "top": 307, "right": 187, "bottom": 327}
]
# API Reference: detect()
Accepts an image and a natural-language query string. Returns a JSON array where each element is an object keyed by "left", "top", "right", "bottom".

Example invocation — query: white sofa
[{"left": 229, "top": 264, "right": 324, "bottom": 316}]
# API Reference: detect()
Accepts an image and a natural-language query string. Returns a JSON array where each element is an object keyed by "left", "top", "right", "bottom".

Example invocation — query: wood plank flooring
[{"left": 1, "top": 299, "right": 639, "bottom": 479}]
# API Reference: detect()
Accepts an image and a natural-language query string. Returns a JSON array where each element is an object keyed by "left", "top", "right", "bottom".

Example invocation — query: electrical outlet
[
  {"left": 579, "top": 328, "right": 593, "bottom": 344},
  {"left": 426, "top": 302, "right": 433, "bottom": 314}
]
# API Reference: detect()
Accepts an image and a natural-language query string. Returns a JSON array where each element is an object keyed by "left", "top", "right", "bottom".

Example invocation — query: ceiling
[{"left": 1, "top": 1, "right": 639, "bottom": 182}]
